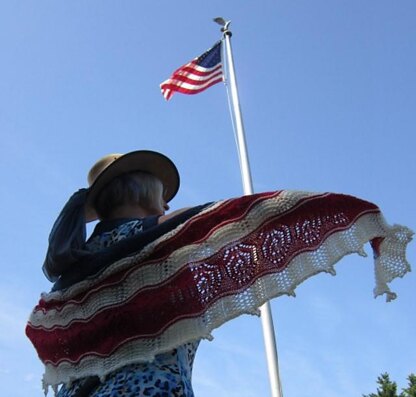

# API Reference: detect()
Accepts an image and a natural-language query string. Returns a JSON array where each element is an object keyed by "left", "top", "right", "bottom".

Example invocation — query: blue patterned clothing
[{"left": 57, "top": 217, "right": 199, "bottom": 397}]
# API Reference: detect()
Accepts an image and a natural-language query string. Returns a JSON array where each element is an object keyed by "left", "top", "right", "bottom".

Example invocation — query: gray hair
[{"left": 94, "top": 171, "right": 163, "bottom": 219}]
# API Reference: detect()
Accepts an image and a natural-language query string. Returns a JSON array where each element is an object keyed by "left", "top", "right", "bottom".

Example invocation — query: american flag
[{"left": 160, "top": 41, "right": 223, "bottom": 100}]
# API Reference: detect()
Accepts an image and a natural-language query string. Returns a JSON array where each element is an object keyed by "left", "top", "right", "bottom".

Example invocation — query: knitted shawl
[{"left": 26, "top": 191, "right": 413, "bottom": 394}]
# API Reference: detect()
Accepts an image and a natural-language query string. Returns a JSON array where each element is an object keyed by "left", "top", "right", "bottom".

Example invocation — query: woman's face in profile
[{"left": 147, "top": 192, "right": 169, "bottom": 216}]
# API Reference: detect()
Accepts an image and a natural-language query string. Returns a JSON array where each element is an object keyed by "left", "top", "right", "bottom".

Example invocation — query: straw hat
[{"left": 86, "top": 150, "right": 180, "bottom": 212}]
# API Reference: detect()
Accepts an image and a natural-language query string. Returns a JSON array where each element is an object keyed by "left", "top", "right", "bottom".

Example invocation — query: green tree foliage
[
  {"left": 363, "top": 373, "right": 398, "bottom": 397},
  {"left": 402, "top": 374, "right": 416, "bottom": 397},
  {"left": 363, "top": 373, "right": 416, "bottom": 397}
]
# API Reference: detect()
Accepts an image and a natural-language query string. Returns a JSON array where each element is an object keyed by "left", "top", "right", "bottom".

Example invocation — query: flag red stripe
[{"left": 161, "top": 78, "right": 222, "bottom": 98}]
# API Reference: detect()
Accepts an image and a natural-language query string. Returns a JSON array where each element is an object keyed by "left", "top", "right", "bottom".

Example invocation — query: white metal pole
[{"left": 219, "top": 20, "right": 283, "bottom": 397}]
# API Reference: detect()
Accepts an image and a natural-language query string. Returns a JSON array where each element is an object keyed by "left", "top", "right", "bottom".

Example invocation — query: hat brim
[{"left": 86, "top": 150, "right": 180, "bottom": 212}]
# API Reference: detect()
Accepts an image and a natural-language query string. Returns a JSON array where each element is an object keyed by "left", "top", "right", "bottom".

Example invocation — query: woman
[
  {"left": 45, "top": 150, "right": 199, "bottom": 397},
  {"left": 28, "top": 150, "right": 412, "bottom": 397}
]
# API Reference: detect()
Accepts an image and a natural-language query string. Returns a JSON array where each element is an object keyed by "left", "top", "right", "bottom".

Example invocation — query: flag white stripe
[{"left": 183, "top": 63, "right": 222, "bottom": 74}]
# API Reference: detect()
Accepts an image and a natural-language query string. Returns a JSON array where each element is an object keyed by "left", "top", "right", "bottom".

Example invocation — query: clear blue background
[{"left": 1, "top": 1, "right": 415, "bottom": 396}]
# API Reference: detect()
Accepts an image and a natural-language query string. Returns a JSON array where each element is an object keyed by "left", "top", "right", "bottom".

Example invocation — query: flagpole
[{"left": 214, "top": 18, "right": 283, "bottom": 397}]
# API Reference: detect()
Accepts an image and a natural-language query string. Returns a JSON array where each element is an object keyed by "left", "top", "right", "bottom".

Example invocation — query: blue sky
[{"left": 1, "top": 1, "right": 415, "bottom": 396}]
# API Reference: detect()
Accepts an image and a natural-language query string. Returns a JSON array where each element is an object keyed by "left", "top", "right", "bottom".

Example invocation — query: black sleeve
[{"left": 42, "top": 189, "right": 89, "bottom": 282}]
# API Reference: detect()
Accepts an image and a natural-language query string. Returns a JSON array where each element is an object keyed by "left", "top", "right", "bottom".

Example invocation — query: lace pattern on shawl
[{"left": 26, "top": 191, "right": 413, "bottom": 393}]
